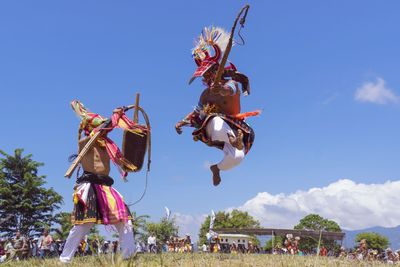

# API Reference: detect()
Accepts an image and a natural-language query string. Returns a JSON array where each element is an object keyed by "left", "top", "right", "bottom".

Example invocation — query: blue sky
[{"left": 1, "top": 1, "right": 400, "bottom": 238}]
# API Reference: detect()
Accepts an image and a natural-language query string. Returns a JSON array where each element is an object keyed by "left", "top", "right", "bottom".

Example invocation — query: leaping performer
[
  {"left": 60, "top": 94, "right": 151, "bottom": 263},
  {"left": 175, "top": 5, "right": 259, "bottom": 186}
]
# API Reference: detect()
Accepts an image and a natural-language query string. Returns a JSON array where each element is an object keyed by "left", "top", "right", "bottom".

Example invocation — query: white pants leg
[
  {"left": 59, "top": 223, "right": 94, "bottom": 263},
  {"left": 115, "top": 220, "right": 136, "bottom": 259},
  {"left": 206, "top": 116, "right": 245, "bottom": 170},
  {"left": 60, "top": 220, "right": 136, "bottom": 262}
]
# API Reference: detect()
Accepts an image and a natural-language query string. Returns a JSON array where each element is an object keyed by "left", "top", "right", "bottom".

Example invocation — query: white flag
[
  {"left": 165, "top": 206, "right": 171, "bottom": 220},
  {"left": 209, "top": 210, "right": 216, "bottom": 230}
]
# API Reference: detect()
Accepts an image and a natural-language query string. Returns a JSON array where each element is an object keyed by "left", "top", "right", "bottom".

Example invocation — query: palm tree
[
  {"left": 53, "top": 212, "right": 72, "bottom": 240},
  {"left": 131, "top": 211, "right": 150, "bottom": 242}
]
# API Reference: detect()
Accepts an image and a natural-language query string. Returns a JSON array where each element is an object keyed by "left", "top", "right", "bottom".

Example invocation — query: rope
[
  {"left": 214, "top": 4, "right": 250, "bottom": 86},
  {"left": 128, "top": 169, "right": 149, "bottom": 207},
  {"left": 67, "top": 102, "right": 152, "bottom": 205},
  {"left": 236, "top": 25, "right": 246, "bottom": 46},
  {"left": 236, "top": 8, "right": 249, "bottom": 46}
]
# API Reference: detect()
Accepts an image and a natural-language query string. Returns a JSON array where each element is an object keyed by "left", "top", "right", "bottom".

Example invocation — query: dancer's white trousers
[
  {"left": 59, "top": 220, "right": 135, "bottom": 263},
  {"left": 206, "top": 116, "right": 245, "bottom": 170}
]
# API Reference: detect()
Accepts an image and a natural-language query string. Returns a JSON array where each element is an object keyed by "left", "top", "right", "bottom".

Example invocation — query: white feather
[
  {"left": 213, "top": 27, "right": 230, "bottom": 55},
  {"left": 192, "top": 26, "right": 231, "bottom": 61}
]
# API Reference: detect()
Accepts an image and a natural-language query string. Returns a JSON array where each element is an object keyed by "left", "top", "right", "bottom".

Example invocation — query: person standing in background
[
  {"left": 39, "top": 229, "right": 53, "bottom": 258},
  {"left": 147, "top": 234, "right": 156, "bottom": 253}
]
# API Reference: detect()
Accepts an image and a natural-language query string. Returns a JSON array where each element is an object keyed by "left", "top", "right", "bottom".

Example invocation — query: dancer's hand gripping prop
[{"left": 64, "top": 93, "right": 151, "bottom": 181}]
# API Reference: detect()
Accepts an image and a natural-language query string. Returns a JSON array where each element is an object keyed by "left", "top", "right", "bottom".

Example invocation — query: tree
[
  {"left": 264, "top": 235, "right": 284, "bottom": 252},
  {"left": 355, "top": 232, "right": 389, "bottom": 252},
  {"left": 0, "top": 149, "right": 63, "bottom": 237},
  {"left": 145, "top": 218, "right": 178, "bottom": 245},
  {"left": 294, "top": 214, "right": 341, "bottom": 232},
  {"left": 293, "top": 214, "right": 341, "bottom": 252},
  {"left": 198, "top": 209, "right": 260, "bottom": 246},
  {"left": 53, "top": 212, "right": 72, "bottom": 240},
  {"left": 87, "top": 225, "right": 105, "bottom": 243},
  {"left": 132, "top": 211, "right": 150, "bottom": 242}
]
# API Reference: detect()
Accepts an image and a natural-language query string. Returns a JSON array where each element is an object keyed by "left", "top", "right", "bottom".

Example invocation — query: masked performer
[
  {"left": 175, "top": 23, "right": 259, "bottom": 186},
  {"left": 60, "top": 101, "right": 148, "bottom": 263}
]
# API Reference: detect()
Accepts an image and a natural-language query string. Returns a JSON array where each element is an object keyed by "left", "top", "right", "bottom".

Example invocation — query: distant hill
[
  {"left": 344, "top": 225, "right": 400, "bottom": 249},
  {"left": 235, "top": 226, "right": 400, "bottom": 250}
]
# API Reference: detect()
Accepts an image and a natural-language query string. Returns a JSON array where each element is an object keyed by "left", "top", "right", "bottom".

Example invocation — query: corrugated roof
[{"left": 213, "top": 228, "right": 345, "bottom": 241}]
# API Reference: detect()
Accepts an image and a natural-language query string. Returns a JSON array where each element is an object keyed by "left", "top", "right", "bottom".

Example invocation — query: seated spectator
[
  {"left": 13, "top": 230, "right": 28, "bottom": 260},
  {"left": 4, "top": 239, "right": 15, "bottom": 260},
  {"left": 0, "top": 239, "right": 6, "bottom": 263}
]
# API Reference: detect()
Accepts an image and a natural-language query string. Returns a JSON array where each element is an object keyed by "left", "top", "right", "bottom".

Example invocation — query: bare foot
[{"left": 210, "top": 164, "right": 221, "bottom": 186}]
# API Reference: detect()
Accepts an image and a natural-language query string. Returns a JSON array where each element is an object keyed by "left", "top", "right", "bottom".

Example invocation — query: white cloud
[
  {"left": 237, "top": 179, "right": 400, "bottom": 230},
  {"left": 174, "top": 179, "right": 400, "bottom": 240},
  {"left": 355, "top": 78, "right": 399, "bottom": 104},
  {"left": 174, "top": 213, "right": 207, "bottom": 240}
]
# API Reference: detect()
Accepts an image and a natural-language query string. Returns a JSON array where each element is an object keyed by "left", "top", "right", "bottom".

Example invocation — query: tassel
[{"left": 73, "top": 193, "right": 79, "bottom": 205}]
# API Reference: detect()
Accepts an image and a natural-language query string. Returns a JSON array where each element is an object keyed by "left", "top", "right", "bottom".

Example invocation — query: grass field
[{"left": 0, "top": 254, "right": 392, "bottom": 267}]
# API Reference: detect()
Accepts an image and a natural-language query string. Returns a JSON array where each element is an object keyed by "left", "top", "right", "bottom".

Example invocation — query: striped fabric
[
  {"left": 93, "top": 184, "right": 131, "bottom": 225},
  {"left": 71, "top": 183, "right": 132, "bottom": 225}
]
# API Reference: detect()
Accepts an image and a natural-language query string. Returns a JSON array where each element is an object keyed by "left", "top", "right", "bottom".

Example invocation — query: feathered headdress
[{"left": 189, "top": 26, "right": 231, "bottom": 84}]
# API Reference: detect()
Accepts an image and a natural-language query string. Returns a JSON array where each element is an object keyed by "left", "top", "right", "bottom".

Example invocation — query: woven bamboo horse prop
[{"left": 64, "top": 94, "right": 151, "bottom": 203}]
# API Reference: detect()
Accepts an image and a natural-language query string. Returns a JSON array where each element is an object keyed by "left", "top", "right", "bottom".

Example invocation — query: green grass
[{"left": 0, "top": 253, "right": 391, "bottom": 267}]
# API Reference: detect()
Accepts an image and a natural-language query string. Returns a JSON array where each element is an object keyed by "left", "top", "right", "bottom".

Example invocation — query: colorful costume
[
  {"left": 60, "top": 101, "right": 149, "bottom": 263},
  {"left": 176, "top": 26, "right": 259, "bottom": 186}
]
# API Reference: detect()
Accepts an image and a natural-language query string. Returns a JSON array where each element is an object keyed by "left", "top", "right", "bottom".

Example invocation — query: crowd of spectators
[
  {"left": 2, "top": 229, "right": 400, "bottom": 265},
  {"left": 201, "top": 235, "right": 261, "bottom": 254},
  {"left": 194, "top": 233, "right": 400, "bottom": 265},
  {"left": 0, "top": 229, "right": 58, "bottom": 262},
  {"left": 337, "top": 240, "right": 400, "bottom": 265},
  {"left": 270, "top": 236, "right": 400, "bottom": 264},
  {"left": 134, "top": 234, "right": 194, "bottom": 254},
  {"left": 165, "top": 235, "right": 193, "bottom": 253},
  {"left": 0, "top": 229, "right": 130, "bottom": 263},
  {"left": 201, "top": 241, "right": 262, "bottom": 254}
]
